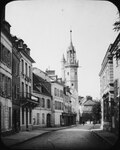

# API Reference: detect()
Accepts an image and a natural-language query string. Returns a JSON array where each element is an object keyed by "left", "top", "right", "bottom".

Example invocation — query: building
[
  {"left": 32, "top": 72, "right": 52, "bottom": 128},
  {"left": 99, "top": 44, "right": 114, "bottom": 131},
  {"left": 11, "top": 36, "right": 22, "bottom": 133},
  {"left": 111, "top": 33, "right": 120, "bottom": 135},
  {"left": 62, "top": 86, "right": 76, "bottom": 126},
  {"left": 61, "top": 30, "right": 79, "bottom": 124},
  {"left": 0, "top": 19, "right": 12, "bottom": 135},
  {"left": 79, "top": 96, "right": 96, "bottom": 124},
  {"left": 46, "top": 70, "right": 64, "bottom": 127},
  {"left": 61, "top": 30, "right": 79, "bottom": 92},
  {"left": 78, "top": 96, "right": 85, "bottom": 124},
  {"left": 12, "top": 37, "right": 39, "bottom": 131}
]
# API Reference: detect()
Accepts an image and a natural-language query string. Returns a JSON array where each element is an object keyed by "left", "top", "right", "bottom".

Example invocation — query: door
[
  {"left": 26, "top": 108, "right": 28, "bottom": 130},
  {"left": 47, "top": 114, "right": 51, "bottom": 127}
]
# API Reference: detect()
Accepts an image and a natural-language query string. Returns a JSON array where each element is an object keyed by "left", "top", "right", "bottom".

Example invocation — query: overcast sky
[{"left": 6, "top": 0, "right": 119, "bottom": 99}]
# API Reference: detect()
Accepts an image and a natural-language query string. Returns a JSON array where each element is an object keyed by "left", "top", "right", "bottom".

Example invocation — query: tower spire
[{"left": 70, "top": 30, "right": 72, "bottom": 45}]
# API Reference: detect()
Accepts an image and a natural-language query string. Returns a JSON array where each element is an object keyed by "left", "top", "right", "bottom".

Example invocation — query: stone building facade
[
  {"left": 12, "top": 37, "right": 39, "bottom": 131},
  {"left": 0, "top": 20, "right": 12, "bottom": 135},
  {"left": 32, "top": 72, "right": 52, "bottom": 128},
  {"left": 11, "top": 36, "right": 21, "bottom": 133},
  {"left": 111, "top": 33, "right": 120, "bottom": 135},
  {"left": 99, "top": 44, "right": 114, "bottom": 131}
]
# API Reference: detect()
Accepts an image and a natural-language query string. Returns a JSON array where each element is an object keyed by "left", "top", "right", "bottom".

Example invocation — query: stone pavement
[
  {"left": 91, "top": 125, "right": 119, "bottom": 147},
  {"left": 1, "top": 125, "right": 76, "bottom": 147}
]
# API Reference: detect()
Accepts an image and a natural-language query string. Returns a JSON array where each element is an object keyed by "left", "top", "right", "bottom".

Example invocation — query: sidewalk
[
  {"left": 91, "top": 126, "right": 119, "bottom": 146},
  {"left": 1, "top": 125, "right": 76, "bottom": 147}
]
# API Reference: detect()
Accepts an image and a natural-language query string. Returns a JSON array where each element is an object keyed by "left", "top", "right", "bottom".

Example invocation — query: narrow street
[{"left": 11, "top": 124, "right": 111, "bottom": 150}]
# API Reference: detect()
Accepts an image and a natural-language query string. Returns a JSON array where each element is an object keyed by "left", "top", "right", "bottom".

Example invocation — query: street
[{"left": 11, "top": 124, "right": 111, "bottom": 150}]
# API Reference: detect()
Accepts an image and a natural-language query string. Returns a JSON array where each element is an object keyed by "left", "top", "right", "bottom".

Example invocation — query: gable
[{"left": 83, "top": 99, "right": 96, "bottom": 106}]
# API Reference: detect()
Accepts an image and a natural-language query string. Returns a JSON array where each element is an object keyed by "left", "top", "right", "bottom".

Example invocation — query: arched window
[
  {"left": 47, "top": 99, "right": 50, "bottom": 108},
  {"left": 41, "top": 98, "right": 45, "bottom": 107}
]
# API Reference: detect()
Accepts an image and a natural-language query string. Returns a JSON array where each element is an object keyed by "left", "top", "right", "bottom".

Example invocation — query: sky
[{"left": 6, "top": 0, "right": 119, "bottom": 99}]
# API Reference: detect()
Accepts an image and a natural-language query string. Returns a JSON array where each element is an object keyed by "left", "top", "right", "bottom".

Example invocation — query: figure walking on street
[{"left": 82, "top": 121, "right": 85, "bottom": 125}]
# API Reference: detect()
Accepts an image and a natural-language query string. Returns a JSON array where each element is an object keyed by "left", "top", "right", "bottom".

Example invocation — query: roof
[
  {"left": 83, "top": 99, "right": 96, "bottom": 106},
  {"left": 33, "top": 73, "right": 51, "bottom": 97},
  {"left": 20, "top": 49, "right": 35, "bottom": 63}
]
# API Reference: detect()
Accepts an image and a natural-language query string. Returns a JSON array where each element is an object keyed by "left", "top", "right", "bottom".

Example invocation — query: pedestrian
[{"left": 82, "top": 121, "right": 85, "bottom": 125}]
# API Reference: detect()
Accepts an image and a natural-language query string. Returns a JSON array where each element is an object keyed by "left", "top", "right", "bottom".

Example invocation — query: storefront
[
  {"left": 62, "top": 112, "right": 76, "bottom": 126},
  {"left": 20, "top": 94, "right": 39, "bottom": 131}
]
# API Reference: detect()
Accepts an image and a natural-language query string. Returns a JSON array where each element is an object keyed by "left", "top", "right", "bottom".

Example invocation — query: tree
[{"left": 92, "top": 101, "right": 101, "bottom": 123}]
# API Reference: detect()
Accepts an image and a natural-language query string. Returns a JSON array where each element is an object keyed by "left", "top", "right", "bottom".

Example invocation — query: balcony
[{"left": 20, "top": 92, "right": 39, "bottom": 108}]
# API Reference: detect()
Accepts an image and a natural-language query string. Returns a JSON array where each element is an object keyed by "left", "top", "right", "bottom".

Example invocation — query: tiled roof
[{"left": 33, "top": 73, "right": 51, "bottom": 97}]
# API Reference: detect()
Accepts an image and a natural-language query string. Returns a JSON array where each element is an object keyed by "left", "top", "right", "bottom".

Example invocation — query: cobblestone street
[{"left": 9, "top": 124, "right": 113, "bottom": 150}]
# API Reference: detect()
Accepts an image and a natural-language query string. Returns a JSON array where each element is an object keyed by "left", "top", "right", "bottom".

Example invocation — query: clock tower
[{"left": 61, "top": 30, "right": 79, "bottom": 92}]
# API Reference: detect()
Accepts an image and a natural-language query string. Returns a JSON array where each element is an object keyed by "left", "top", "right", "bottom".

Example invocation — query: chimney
[
  {"left": 23, "top": 44, "right": 27, "bottom": 51},
  {"left": 18, "top": 39, "right": 24, "bottom": 48},
  {"left": 26, "top": 48, "right": 30, "bottom": 55},
  {"left": 2, "top": 20, "right": 11, "bottom": 33},
  {"left": 12, "top": 36, "right": 18, "bottom": 47}
]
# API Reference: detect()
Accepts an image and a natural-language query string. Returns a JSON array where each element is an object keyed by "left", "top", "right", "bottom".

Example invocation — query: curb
[
  {"left": 8, "top": 125, "right": 77, "bottom": 147},
  {"left": 9, "top": 131, "right": 51, "bottom": 148},
  {"left": 91, "top": 131, "right": 114, "bottom": 146}
]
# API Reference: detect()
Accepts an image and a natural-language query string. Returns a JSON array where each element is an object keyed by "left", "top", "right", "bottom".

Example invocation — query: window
[
  {"left": 29, "top": 86, "right": 31, "bottom": 98},
  {"left": 29, "top": 108, "right": 32, "bottom": 124},
  {"left": 14, "top": 85, "right": 17, "bottom": 99},
  {"left": 58, "top": 102, "right": 60, "bottom": 109},
  {"left": 29, "top": 66, "right": 31, "bottom": 78},
  {"left": 60, "top": 90, "right": 63, "bottom": 97},
  {"left": 22, "top": 82, "right": 24, "bottom": 97},
  {"left": 0, "top": 44, "right": 11, "bottom": 68},
  {"left": 17, "top": 86, "right": 19, "bottom": 99},
  {"left": 26, "top": 84, "right": 28, "bottom": 97},
  {"left": 7, "top": 50, "right": 11, "bottom": 68},
  {"left": 0, "top": 74, "right": 11, "bottom": 97},
  {"left": 0, "top": 73, "right": 2, "bottom": 95},
  {"left": 58, "top": 89, "right": 60, "bottom": 97},
  {"left": 37, "top": 113, "right": 40, "bottom": 125},
  {"left": 57, "top": 89, "right": 59, "bottom": 96},
  {"left": 25, "top": 62, "right": 27, "bottom": 76},
  {"left": 22, "top": 59, "right": 24, "bottom": 74},
  {"left": 7, "top": 78, "right": 11, "bottom": 97},
  {"left": 22, "top": 107, "right": 24, "bottom": 124},
  {"left": 42, "top": 113, "right": 45, "bottom": 124},
  {"left": 47, "top": 99, "right": 50, "bottom": 108},
  {"left": 2, "top": 74, "right": 5, "bottom": 93},
  {"left": 67, "top": 72, "right": 69, "bottom": 75},
  {"left": 9, "top": 107, "right": 11, "bottom": 128},
  {"left": 41, "top": 98, "right": 45, "bottom": 107}
]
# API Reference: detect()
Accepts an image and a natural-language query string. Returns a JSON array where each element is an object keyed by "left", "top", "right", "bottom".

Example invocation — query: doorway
[{"left": 47, "top": 114, "right": 51, "bottom": 127}]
